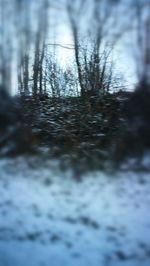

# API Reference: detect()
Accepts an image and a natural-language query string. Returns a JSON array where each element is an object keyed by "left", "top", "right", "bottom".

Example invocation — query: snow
[{"left": 0, "top": 157, "right": 150, "bottom": 266}]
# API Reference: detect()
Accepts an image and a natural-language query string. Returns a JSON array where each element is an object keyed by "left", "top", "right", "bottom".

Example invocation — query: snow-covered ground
[{"left": 0, "top": 157, "right": 150, "bottom": 266}]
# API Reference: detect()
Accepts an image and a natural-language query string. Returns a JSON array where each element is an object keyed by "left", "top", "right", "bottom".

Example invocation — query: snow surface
[{"left": 0, "top": 157, "right": 150, "bottom": 266}]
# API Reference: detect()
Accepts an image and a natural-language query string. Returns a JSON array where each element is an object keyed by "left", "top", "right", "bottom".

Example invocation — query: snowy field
[{"left": 0, "top": 157, "right": 150, "bottom": 266}]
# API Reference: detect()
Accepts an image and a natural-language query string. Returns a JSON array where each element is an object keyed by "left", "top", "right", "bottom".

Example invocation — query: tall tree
[
  {"left": 0, "top": 0, "right": 12, "bottom": 92},
  {"left": 133, "top": 0, "right": 150, "bottom": 87},
  {"left": 66, "top": 0, "right": 122, "bottom": 97},
  {"left": 15, "top": 0, "right": 31, "bottom": 95},
  {"left": 66, "top": 0, "right": 87, "bottom": 97},
  {"left": 32, "top": 0, "right": 49, "bottom": 95}
]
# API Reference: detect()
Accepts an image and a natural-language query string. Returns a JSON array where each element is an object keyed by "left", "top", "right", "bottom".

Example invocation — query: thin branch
[{"left": 46, "top": 43, "right": 75, "bottom": 50}]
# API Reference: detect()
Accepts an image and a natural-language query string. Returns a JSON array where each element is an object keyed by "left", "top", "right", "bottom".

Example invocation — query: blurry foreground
[
  {"left": 0, "top": 157, "right": 150, "bottom": 266},
  {"left": 0, "top": 0, "right": 150, "bottom": 265}
]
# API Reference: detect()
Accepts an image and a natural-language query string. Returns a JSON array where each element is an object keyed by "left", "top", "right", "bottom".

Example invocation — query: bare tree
[
  {"left": 0, "top": 0, "right": 13, "bottom": 92},
  {"left": 14, "top": 0, "right": 33, "bottom": 95},
  {"left": 66, "top": 0, "right": 87, "bottom": 97},
  {"left": 39, "top": 0, "right": 49, "bottom": 95},
  {"left": 66, "top": 0, "right": 122, "bottom": 98},
  {"left": 143, "top": 0, "right": 150, "bottom": 86},
  {"left": 132, "top": 0, "right": 150, "bottom": 87},
  {"left": 44, "top": 49, "right": 78, "bottom": 97},
  {"left": 32, "top": 0, "right": 49, "bottom": 96}
]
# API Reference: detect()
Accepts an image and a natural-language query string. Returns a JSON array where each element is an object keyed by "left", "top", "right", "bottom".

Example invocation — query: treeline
[{"left": 0, "top": 0, "right": 150, "bottom": 98}]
